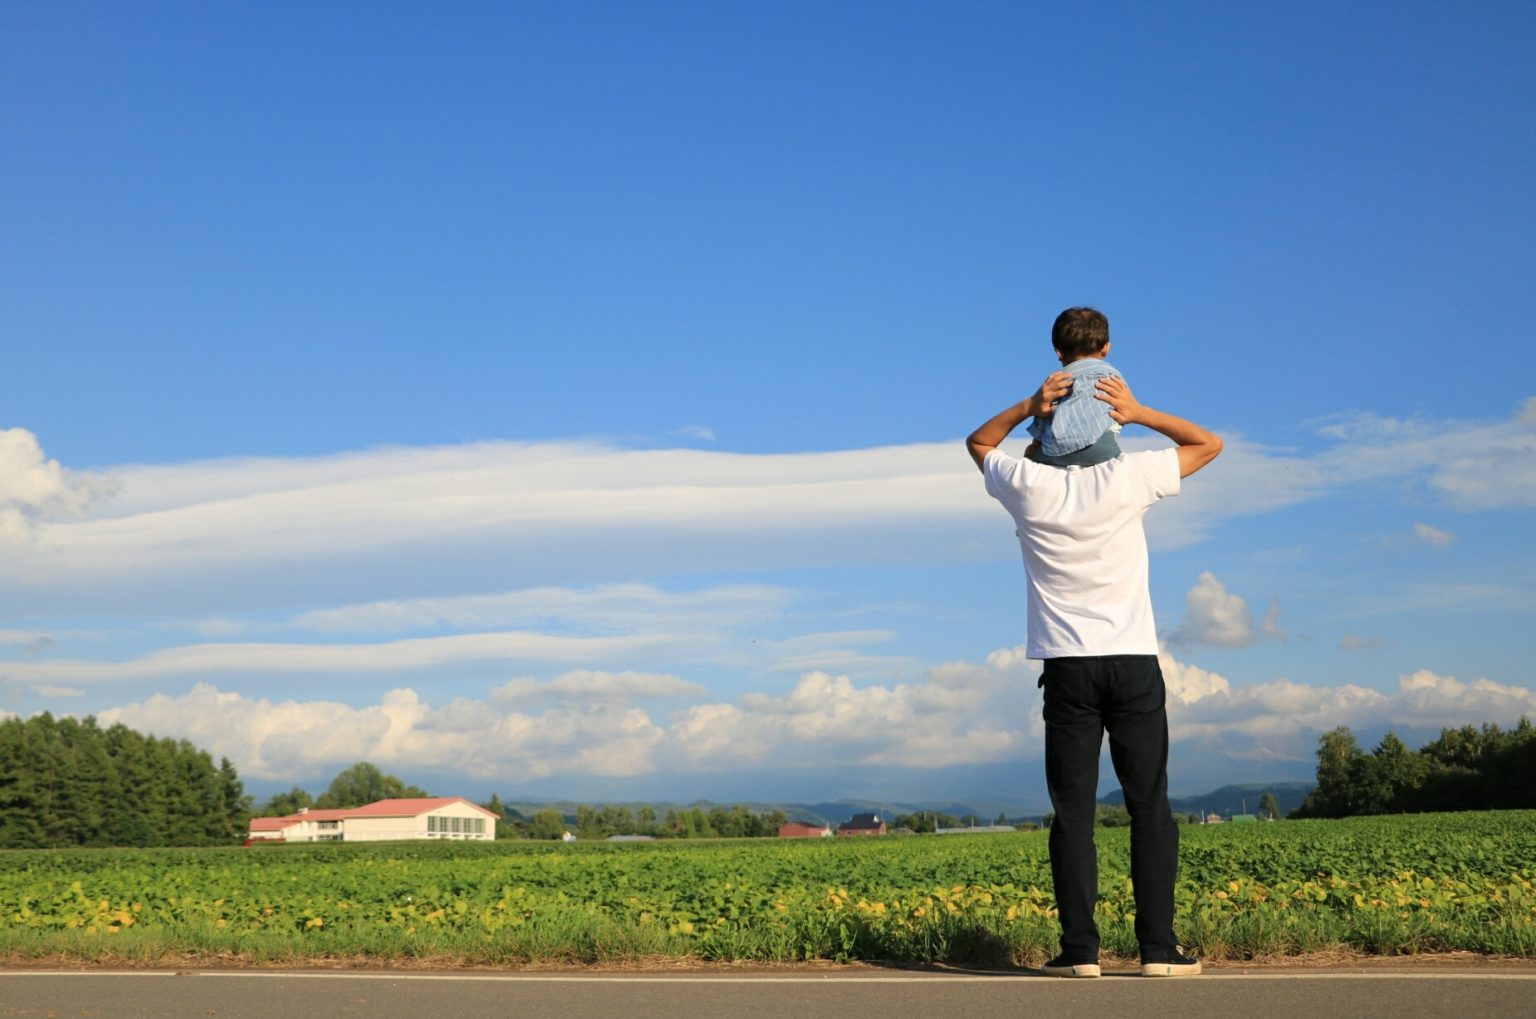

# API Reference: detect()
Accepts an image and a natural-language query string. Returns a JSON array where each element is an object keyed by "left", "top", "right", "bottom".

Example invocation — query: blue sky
[{"left": 2, "top": 2, "right": 1533, "bottom": 808}]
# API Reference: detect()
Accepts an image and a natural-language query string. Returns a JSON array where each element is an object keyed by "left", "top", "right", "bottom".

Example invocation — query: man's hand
[
  {"left": 965, "top": 371, "right": 1075, "bottom": 471},
  {"left": 1093, "top": 375, "right": 1142, "bottom": 425},
  {"left": 1095, "top": 375, "right": 1222, "bottom": 478},
  {"left": 1036, "top": 370, "right": 1074, "bottom": 417}
]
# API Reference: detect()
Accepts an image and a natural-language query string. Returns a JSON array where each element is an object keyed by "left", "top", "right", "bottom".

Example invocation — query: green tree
[
  {"left": 1095, "top": 804, "right": 1131, "bottom": 828},
  {"left": 1295, "top": 726, "right": 1363, "bottom": 817},
  {"left": 260, "top": 786, "right": 315, "bottom": 817},
  {"left": 316, "top": 762, "right": 428, "bottom": 808},
  {"left": 1258, "top": 791, "right": 1281, "bottom": 821},
  {"left": 529, "top": 808, "right": 568, "bottom": 840}
]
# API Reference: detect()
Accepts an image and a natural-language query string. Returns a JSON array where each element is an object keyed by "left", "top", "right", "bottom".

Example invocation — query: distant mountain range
[
  {"left": 496, "top": 781, "right": 1317, "bottom": 827},
  {"left": 1099, "top": 781, "right": 1316, "bottom": 818}
]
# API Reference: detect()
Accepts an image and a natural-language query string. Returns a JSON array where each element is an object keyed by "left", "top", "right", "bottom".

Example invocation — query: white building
[{"left": 247, "top": 797, "right": 499, "bottom": 843}]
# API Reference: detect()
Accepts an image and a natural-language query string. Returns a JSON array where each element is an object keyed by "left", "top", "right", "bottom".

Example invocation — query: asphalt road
[{"left": 4, "top": 967, "right": 1535, "bottom": 1019}]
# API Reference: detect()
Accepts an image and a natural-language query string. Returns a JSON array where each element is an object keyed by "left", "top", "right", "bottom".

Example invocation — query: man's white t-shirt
[{"left": 983, "top": 447, "right": 1180, "bottom": 659}]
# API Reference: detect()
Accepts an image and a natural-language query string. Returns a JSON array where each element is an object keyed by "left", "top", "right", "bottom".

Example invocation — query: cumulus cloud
[
  {"left": 98, "top": 683, "right": 668, "bottom": 781},
  {"left": 1413, "top": 522, "right": 1454, "bottom": 546},
  {"left": 1168, "top": 572, "right": 1285, "bottom": 648},
  {"left": 0, "top": 429, "right": 112, "bottom": 548},
  {"left": 0, "top": 429, "right": 111, "bottom": 518},
  {"left": 74, "top": 645, "right": 1536, "bottom": 789},
  {"left": 1158, "top": 651, "right": 1536, "bottom": 765},
  {"left": 670, "top": 656, "right": 1039, "bottom": 771}
]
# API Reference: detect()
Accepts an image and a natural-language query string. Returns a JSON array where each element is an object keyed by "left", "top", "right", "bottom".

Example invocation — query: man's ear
[{"left": 1054, "top": 347, "right": 1066, "bottom": 365}]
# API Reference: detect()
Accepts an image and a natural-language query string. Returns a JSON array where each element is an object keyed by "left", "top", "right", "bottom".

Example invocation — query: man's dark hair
[{"left": 1052, "top": 307, "right": 1109, "bottom": 360}]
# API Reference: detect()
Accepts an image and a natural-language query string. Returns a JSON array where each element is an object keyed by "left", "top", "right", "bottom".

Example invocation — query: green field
[{"left": 3, "top": 811, "right": 1534, "bottom": 967}]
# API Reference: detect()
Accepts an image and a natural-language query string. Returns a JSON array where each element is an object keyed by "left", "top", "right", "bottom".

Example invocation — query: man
[{"left": 966, "top": 307, "right": 1222, "bottom": 978}]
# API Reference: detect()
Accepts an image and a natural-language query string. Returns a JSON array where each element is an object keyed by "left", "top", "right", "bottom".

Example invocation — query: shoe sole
[
  {"left": 1141, "top": 961, "right": 1202, "bottom": 977},
  {"left": 1042, "top": 963, "right": 1101, "bottom": 978}
]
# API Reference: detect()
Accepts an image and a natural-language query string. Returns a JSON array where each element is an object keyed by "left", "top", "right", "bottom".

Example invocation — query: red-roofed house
[
  {"left": 245, "top": 797, "right": 499, "bottom": 844},
  {"left": 777, "top": 821, "right": 833, "bottom": 838}
]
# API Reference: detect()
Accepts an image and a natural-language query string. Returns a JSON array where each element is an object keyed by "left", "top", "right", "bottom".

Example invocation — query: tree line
[
  {"left": 254, "top": 771, "right": 798, "bottom": 841},
  {"left": 256, "top": 761, "right": 431, "bottom": 815},
  {"left": 500, "top": 801, "right": 793, "bottom": 840},
  {"left": 0, "top": 713, "right": 250, "bottom": 849},
  {"left": 1293, "top": 718, "right": 1536, "bottom": 818}
]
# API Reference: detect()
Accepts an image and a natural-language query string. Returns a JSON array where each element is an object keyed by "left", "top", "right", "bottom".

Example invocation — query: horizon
[{"left": 2, "top": 3, "right": 1533, "bottom": 807}]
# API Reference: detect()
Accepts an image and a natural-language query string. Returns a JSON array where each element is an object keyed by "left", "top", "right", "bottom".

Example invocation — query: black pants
[{"left": 1041, "top": 654, "right": 1179, "bottom": 961}]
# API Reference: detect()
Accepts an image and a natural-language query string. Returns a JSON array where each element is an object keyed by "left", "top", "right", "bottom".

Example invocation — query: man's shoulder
[{"left": 1109, "top": 447, "right": 1181, "bottom": 496}]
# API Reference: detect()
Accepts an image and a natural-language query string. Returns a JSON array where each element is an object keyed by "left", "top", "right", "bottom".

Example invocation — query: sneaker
[
  {"left": 1041, "top": 954, "right": 1101, "bottom": 978},
  {"left": 1140, "top": 950, "right": 1201, "bottom": 977}
]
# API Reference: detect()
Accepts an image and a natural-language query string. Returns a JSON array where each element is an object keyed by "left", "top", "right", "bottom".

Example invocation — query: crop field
[{"left": 2, "top": 811, "right": 1533, "bottom": 967}]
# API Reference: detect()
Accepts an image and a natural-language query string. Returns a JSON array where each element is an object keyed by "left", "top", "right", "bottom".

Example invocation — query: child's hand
[
  {"left": 1035, "top": 371, "right": 1073, "bottom": 416},
  {"left": 1094, "top": 375, "right": 1142, "bottom": 425}
]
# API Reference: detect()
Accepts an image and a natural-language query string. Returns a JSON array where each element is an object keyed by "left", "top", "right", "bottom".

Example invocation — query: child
[{"left": 1027, "top": 306, "right": 1123, "bottom": 467}]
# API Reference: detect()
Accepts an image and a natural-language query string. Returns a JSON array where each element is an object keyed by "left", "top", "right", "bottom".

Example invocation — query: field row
[{"left": 3, "top": 811, "right": 1534, "bottom": 965}]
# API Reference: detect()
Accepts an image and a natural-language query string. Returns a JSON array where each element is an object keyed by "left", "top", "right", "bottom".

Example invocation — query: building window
[
  {"left": 427, "top": 816, "right": 438, "bottom": 834},
  {"left": 451, "top": 816, "right": 462, "bottom": 834},
  {"left": 318, "top": 820, "right": 338, "bottom": 830}
]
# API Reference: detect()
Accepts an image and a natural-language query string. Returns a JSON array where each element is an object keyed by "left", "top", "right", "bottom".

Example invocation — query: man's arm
[
  {"left": 1094, "top": 376, "right": 1222, "bottom": 478},
  {"left": 965, "top": 371, "right": 1073, "bottom": 471}
]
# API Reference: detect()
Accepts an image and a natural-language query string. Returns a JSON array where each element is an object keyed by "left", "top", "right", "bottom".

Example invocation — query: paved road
[{"left": 4, "top": 967, "right": 1535, "bottom": 1019}]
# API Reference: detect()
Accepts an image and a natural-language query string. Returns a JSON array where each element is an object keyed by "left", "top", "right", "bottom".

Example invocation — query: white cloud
[
  {"left": 0, "top": 631, "right": 683, "bottom": 685},
  {"left": 1339, "top": 633, "right": 1385, "bottom": 651},
  {"left": 1168, "top": 572, "right": 1283, "bottom": 648},
  {"left": 1158, "top": 651, "right": 1536, "bottom": 765},
  {"left": 492, "top": 669, "right": 705, "bottom": 704},
  {"left": 1413, "top": 522, "right": 1454, "bottom": 546},
  {"left": 670, "top": 661, "right": 1034, "bottom": 771},
  {"left": 292, "top": 583, "right": 793, "bottom": 636},
  {"left": 97, "top": 683, "right": 668, "bottom": 782},
  {"left": 33, "top": 684, "right": 83, "bottom": 698},
  {"left": 1313, "top": 400, "right": 1536, "bottom": 510},
  {"left": 671, "top": 425, "right": 717, "bottom": 442},
  {"left": 0, "top": 398, "right": 1526, "bottom": 619},
  {"left": 74, "top": 646, "right": 1536, "bottom": 790},
  {"left": 0, "top": 428, "right": 112, "bottom": 521},
  {"left": 0, "top": 430, "right": 1349, "bottom": 617}
]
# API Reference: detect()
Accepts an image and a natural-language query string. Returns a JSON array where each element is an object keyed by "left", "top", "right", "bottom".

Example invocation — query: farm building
[
  {"left": 777, "top": 821, "right": 833, "bottom": 838},
  {"left": 246, "top": 797, "right": 499, "bottom": 843},
  {"left": 836, "top": 812, "right": 886, "bottom": 836}
]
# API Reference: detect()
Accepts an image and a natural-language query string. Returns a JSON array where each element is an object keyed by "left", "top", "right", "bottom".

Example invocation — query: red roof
[
  {"left": 338, "top": 797, "right": 499, "bottom": 819},
  {"left": 249, "top": 817, "right": 299, "bottom": 832}
]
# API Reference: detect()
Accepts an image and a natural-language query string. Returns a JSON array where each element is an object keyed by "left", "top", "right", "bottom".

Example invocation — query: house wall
[{"left": 346, "top": 805, "right": 493, "bottom": 842}]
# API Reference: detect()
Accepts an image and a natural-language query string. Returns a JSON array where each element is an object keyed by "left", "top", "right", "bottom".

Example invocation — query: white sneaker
[
  {"left": 1140, "top": 950, "right": 1202, "bottom": 977},
  {"left": 1042, "top": 955, "right": 1101, "bottom": 978}
]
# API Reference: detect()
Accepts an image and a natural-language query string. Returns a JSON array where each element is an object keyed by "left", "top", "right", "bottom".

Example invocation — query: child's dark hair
[{"left": 1052, "top": 307, "right": 1109, "bottom": 360}]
